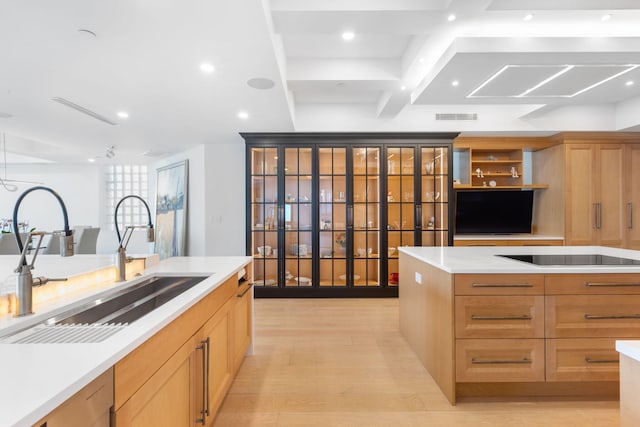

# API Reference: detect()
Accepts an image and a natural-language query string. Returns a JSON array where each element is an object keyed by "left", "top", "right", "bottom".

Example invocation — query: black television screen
[{"left": 455, "top": 190, "right": 534, "bottom": 234}]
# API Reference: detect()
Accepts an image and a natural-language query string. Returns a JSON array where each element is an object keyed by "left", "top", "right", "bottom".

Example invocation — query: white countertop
[
  {"left": 0, "top": 255, "right": 252, "bottom": 427},
  {"left": 454, "top": 234, "right": 564, "bottom": 241},
  {"left": 616, "top": 340, "right": 640, "bottom": 362},
  {"left": 399, "top": 245, "right": 640, "bottom": 274}
]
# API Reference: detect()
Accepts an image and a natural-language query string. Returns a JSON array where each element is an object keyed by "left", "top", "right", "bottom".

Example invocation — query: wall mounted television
[{"left": 455, "top": 190, "right": 534, "bottom": 234}]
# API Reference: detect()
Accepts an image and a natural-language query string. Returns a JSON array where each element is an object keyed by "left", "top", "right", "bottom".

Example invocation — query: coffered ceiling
[{"left": 1, "top": 0, "right": 640, "bottom": 163}]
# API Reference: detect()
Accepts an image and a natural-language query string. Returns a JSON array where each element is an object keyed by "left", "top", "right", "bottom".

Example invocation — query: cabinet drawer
[
  {"left": 547, "top": 338, "right": 621, "bottom": 382},
  {"left": 546, "top": 295, "right": 640, "bottom": 338},
  {"left": 455, "top": 296, "right": 544, "bottom": 338},
  {"left": 546, "top": 274, "right": 640, "bottom": 295},
  {"left": 455, "top": 339, "right": 545, "bottom": 382},
  {"left": 455, "top": 274, "right": 544, "bottom": 295}
]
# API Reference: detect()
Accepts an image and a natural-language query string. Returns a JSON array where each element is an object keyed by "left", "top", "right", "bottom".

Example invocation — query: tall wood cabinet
[{"left": 243, "top": 133, "right": 457, "bottom": 297}]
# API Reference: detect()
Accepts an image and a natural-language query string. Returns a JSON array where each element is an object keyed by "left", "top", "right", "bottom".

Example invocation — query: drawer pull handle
[
  {"left": 471, "top": 358, "right": 532, "bottom": 365},
  {"left": 238, "top": 283, "right": 253, "bottom": 298},
  {"left": 585, "top": 357, "right": 619, "bottom": 364},
  {"left": 471, "top": 315, "right": 532, "bottom": 321},
  {"left": 584, "top": 314, "right": 640, "bottom": 320},
  {"left": 471, "top": 283, "right": 533, "bottom": 288},
  {"left": 585, "top": 282, "right": 640, "bottom": 287}
]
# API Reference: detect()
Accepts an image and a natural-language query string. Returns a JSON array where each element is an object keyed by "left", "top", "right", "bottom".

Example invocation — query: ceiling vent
[
  {"left": 51, "top": 97, "right": 117, "bottom": 125},
  {"left": 435, "top": 113, "right": 478, "bottom": 121}
]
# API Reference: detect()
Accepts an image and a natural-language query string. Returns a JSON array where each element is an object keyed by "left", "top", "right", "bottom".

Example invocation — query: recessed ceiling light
[
  {"left": 419, "top": 57, "right": 425, "bottom": 63},
  {"left": 342, "top": 31, "right": 355, "bottom": 41},
  {"left": 238, "top": 111, "right": 249, "bottom": 120},
  {"left": 88, "top": 158, "right": 96, "bottom": 163},
  {"left": 523, "top": 13, "right": 534, "bottom": 21},
  {"left": 200, "top": 63, "right": 215, "bottom": 73},
  {"left": 447, "top": 14, "right": 456, "bottom": 22},
  {"left": 626, "top": 80, "right": 635, "bottom": 86},
  {"left": 601, "top": 13, "right": 612, "bottom": 22},
  {"left": 117, "top": 111, "right": 129, "bottom": 119},
  {"left": 400, "top": 85, "right": 407, "bottom": 91},
  {"left": 452, "top": 80, "right": 460, "bottom": 87}
]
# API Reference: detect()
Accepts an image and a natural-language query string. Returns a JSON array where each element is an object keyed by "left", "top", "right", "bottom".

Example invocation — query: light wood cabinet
[
  {"left": 233, "top": 283, "right": 252, "bottom": 372},
  {"left": 547, "top": 338, "right": 620, "bottom": 382},
  {"left": 33, "top": 368, "right": 113, "bottom": 427},
  {"left": 456, "top": 338, "right": 545, "bottom": 382},
  {"left": 114, "top": 269, "right": 251, "bottom": 426},
  {"left": 625, "top": 144, "right": 640, "bottom": 249},
  {"left": 115, "top": 337, "right": 197, "bottom": 426},
  {"left": 564, "top": 142, "right": 626, "bottom": 246}
]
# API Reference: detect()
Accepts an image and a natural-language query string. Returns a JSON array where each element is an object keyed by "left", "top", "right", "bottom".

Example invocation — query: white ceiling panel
[
  {"left": 469, "top": 65, "right": 568, "bottom": 97},
  {"left": 281, "top": 34, "right": 411, "bottom": 58},
  {"left": 529, "top": 65, "right": 636, "bottom": 97}
]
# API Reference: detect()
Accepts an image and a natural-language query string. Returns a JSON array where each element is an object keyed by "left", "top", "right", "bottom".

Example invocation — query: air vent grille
[
  {"left": 435, "top": 113, "right": 478, "bottom": 121},
  {"left": 51, "top": 97, "right": 117, "bottom": 125}
]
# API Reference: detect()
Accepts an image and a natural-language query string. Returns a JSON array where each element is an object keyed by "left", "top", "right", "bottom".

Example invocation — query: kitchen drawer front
[
  {"left": 455, "top": 339, "right": 545, "bottom": 382},
  {"left": 546, "top": 274, "right": 640, "bottom": 295},
  {"left": 455, "top": 296, "right": 544, "bottom": 338},
  {"left": 455, "top": 274, "right": 544, "bottom": 296},
  {"left": 547, "top": 338, "right": 621, "bottom": 382},
  {"left": 546, "top": 295, "right": 640, "bottom": 338}
]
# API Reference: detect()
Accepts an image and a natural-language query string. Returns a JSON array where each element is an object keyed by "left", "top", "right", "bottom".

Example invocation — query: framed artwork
[{"left": 155, "top": 160, "right": 188, "bottom": 259}]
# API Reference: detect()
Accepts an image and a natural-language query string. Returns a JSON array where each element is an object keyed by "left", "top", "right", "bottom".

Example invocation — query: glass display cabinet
[{"left": 244, "top": 133, "right": 456, "bottom": 297}]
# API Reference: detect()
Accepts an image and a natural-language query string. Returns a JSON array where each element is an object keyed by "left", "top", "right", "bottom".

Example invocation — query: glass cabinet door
[
  {"left": 250, "top": 147, "right": 278, "bottom": 288},
  {"left": 352, "top": 147, "right": 380, "bottom": 287},
  {"left": 421, "top": 147, "right": 449, "bottom": 246},
  {"left": 318, "top": 147, "right": 348, "bottom": 287},
  {"left": 284, "top": 147, "right": 313, "bottom": 287},
  {"left": 386, "top": 147, "right": 416, "bottom": 286}
]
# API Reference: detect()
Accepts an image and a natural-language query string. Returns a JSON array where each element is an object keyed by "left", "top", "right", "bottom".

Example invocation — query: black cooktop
[{"left": 498, "top": 254, "right": 640, "bottom": 266}]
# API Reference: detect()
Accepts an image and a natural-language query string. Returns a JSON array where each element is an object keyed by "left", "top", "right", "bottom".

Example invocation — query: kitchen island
[
  {"left": 399, "top": 246, "right": 640, "bottom": 404},
  {"left": 0, "top": 255, "right": 252, "bottom": 427}
]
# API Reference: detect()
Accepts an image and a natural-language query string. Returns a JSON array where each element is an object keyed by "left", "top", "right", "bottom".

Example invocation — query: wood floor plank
[{"left": 215, "top": 298, "right": 619, "bottom": 427}]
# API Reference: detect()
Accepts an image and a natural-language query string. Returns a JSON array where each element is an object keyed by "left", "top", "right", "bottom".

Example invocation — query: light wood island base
[{"left": 399, "top": 249, "right": 640, "bottom": 405}]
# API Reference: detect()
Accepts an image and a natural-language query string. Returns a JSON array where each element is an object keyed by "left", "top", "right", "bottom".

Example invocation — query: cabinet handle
[
  {"left": 195, "top": 338, "right": 209, "bottom": 424},
  {"left": 347, "top": 205, "right": 354, "bottom": 228},
  {"left": 471, "top": 315, "right": 532, "bottom": 321},
  {"left": 585, "top": 282, "right": 640, "bottom": 287},
  {"left": 584, "top": 314, "right": 640, "bottom": 320},
  {"left": 415, "top": 204, "right": 422, "bottom": 229},
  {"left": 277, "top": 206, "right": 284, "bottom": 229},
  {"left": 471, "top": 283, "right": 533, "bottom": 288},
  {"left": 471, "top": 358, "right": 532, "bottom": 365},
  {"left": 593, "top": 203, "right": 598, "bottom": 230},
  {"left": 629, "top": 203, "right": 633, "bottom": 229},
  {"left": 598, "top": 202, "right": 602, "bottom": 229},
  {"left": 238, "top": 283, "right": 253, "bottom": 298},
  {"left": 584, "top": 357, "right": 619, "bottom": 364},
  {"left": 203, "top": 337, "right": 210, "bottom": 418}
]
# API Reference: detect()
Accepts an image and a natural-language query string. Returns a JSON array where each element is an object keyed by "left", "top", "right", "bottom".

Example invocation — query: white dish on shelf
[
  {"left": 254, "top": 279, "right": 276, "bottom": 286},
  {"left": 294, "top": 276, "right": 311, "bottom": 285},
  {"left": 339, "top": 274, "right": 360, "bottom": 282}
]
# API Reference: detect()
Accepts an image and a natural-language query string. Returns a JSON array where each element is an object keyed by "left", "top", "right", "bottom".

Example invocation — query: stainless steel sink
[
  {"left": 0, "top": 275, "right": 209, "bottom": 343},
  {"left": 53, "top": 275, "right": 208, "bottom": 325}
]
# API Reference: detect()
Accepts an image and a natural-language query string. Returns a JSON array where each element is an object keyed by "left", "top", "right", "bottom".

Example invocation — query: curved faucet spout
[
  {"left": 13, "top": 186, "right": 73, "bottom": 257},
  {"left": 114, "top": 194, "right": 154, "bottom": 245},
  {"left": 11, "top": 186, "right": 74, "bottom": 316},
  {"left": 114, "top": 195, "right": 154, "bottom": 282}
]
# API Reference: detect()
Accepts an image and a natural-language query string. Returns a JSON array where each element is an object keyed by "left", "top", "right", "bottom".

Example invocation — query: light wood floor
[{"left": 214, "top": 298, "right": 619, "bottom": 427}]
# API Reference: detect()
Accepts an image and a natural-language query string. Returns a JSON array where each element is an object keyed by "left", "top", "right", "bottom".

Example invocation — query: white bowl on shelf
[
  {"left": 339, "top": 274, "right": 360, "bottom": 282},
  {"left": 294, "top": 276, "right": 311, "bottom": 285}
]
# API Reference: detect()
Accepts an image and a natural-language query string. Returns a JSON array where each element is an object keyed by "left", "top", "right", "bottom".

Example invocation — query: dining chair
[{"left": 76, "top": 227, "right": 100, "bottom": 254}]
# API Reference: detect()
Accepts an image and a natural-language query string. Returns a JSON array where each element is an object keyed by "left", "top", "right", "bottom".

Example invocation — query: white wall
[
  {"left": 0, "top": 163, "right": 100, "bottom": 235},
  {"left": 150, "top": 141, "right": 246, "bottom": 257}
]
